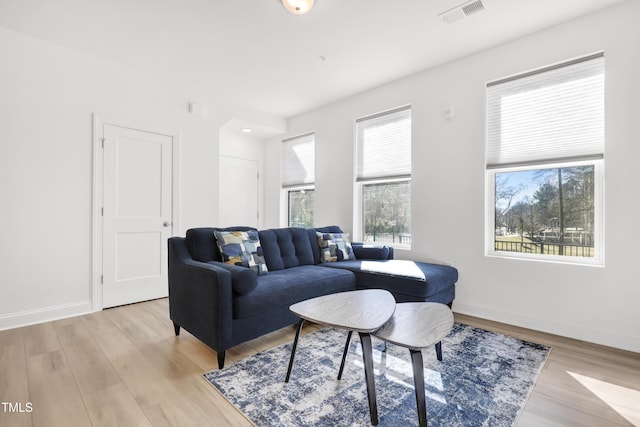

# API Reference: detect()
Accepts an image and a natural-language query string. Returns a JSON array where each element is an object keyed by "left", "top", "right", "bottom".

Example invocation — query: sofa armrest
[
  {"left": 352, "top": 242, "right": 394, "bottom": 260},
  {"left": 208, "top": 261, "right": 258, "bottom": 295},
  {"left": 168, "top": 237, "right": 234, "bottom": 349}
]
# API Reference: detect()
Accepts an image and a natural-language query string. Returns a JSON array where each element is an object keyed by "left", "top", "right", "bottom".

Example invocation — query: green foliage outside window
[
  {"left": 494, "top": 166, "right": 595, "bottom": 257},
  {"left": 288, "top": 189, "right": 314, "bottom": 228},
  {"left": 363, "top": 180, "right": 411, "bottom": 245}
]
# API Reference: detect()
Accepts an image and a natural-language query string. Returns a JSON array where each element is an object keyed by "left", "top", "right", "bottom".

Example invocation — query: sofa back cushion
[
  {"left": 185, "top": 225, "right": 345, "bottom": 268},
  {"left": 259, "top": 227, "right": 315, "bottom": 271},
  {"left": 186, "top": 226, "right": 257, "bottom": 262}
]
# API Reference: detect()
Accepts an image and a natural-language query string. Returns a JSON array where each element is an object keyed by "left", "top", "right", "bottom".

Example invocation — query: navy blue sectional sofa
[{"left": 168, "top": 226, "right": 458, "bottom": 368}]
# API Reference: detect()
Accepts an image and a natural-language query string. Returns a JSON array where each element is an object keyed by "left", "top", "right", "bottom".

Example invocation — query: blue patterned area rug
[{"left": 203, "top": 323, "right": 550, "bottom": 426}]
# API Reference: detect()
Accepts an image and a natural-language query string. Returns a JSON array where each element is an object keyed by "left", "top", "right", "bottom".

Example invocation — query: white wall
[
  {"left": 265, "top": 1, "right": 640, "bottom": 352},
  {"left": 0, "top": 27, "right": 260, "bottom": 328}
]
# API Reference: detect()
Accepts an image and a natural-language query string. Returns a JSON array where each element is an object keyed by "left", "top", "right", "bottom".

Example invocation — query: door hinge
[
  {"left": 101, "top": 138, "right": 105, "bottom": 148},
  {"left": 100, "top": 275, "right": 103, "bottom": 284},
  {"left": 101, "top": 207, "right": 104, "bottom": 216}
]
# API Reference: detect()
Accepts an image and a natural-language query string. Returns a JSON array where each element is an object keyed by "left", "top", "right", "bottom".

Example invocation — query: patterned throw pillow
[
  {"left": 316, "top": 232, "right": 356, "bottom": 263},
  {"left": 214, "top": 230, "right": 268, "bottom": 275}
]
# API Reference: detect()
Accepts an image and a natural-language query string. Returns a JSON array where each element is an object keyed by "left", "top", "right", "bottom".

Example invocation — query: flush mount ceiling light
[{"left": 282, "top": 0, "right": 315, "bottom": 15}]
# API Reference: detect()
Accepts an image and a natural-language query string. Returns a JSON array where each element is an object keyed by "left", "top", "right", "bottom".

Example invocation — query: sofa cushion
[
  {"left": 233, "top": 265, "right": 356, "bottom": 319},
  {"left": 317, "top": 232, "right": 356, "bottom": 262},
  {"left": 214, "top": 230, "right": 268, "bottom": 275},
  {"left": 207, "top": 261, "right": 258, "bottom": 295},
  {"left": 351, "top": 243, "right": 390, "bottom": 260},
  {"left": 320, "top": 259, "right": 458, "bottom": 303},
  {"left": 186, "top": 226, "right": 256, "bottom": 262},
  {"left": 259, "top": 227, "right": 315, "bottom": 271}
]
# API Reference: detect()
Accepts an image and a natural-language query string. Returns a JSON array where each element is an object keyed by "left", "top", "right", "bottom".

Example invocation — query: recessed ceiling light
[{"left": 241, "top": 128, "right": 253, "bottom": 133}]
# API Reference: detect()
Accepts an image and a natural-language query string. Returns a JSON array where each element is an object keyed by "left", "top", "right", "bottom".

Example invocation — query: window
[
  {"left": 287, "top": 188, "right": 314, "bottom": 228},
  {"left": 356, "top": 106, "right": 411, "bottom": 247},
  {"left": 487, "top": 53, "right": 604, "bottom": 264},
  {"left": 282, "top": 133, "right": 315, "bottom": 227}
]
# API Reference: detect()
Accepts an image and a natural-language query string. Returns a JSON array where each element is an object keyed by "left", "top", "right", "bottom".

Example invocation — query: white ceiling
[{"left": 0, "top": 0, "right": 627, "bottom": 120}]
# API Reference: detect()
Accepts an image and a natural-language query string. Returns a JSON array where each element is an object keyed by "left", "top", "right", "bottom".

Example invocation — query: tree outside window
[
  {"left": 494, "top": 165, "right": 595, "bottom": 257},
  {"left": 288, "top": 189, "right": 314, "bottom": 228},
  {"left": 363, "top": 180, "right": 411, "bottom": 245}
]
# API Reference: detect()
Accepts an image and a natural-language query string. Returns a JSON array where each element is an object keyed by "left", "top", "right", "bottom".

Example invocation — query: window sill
[{"left": 487, "top": 251, "right": 604, "bottom": 267}]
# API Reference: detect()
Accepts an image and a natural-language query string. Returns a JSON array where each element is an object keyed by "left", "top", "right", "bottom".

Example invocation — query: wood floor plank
[
  {"left": 0, "top": 327, "right": 24, "bottom": 348},
  {"left": 22, "top": 320, "right": 94, "bottom": 426},
  {"left": 142, "top": 390, "right": 228, "bottom": 427},
  {"left": 516, "top": 410, "right": 569, "bottom": 427},
  {"left": 82, "top": 383, "right": 152, "bottom": 427},
  {"left": 0, "top": 327, "right": 32, "bottom": 427},
  {"left": 85, "top": 317, "right": 177, "bottom": 409},
  {"left": 0, "top": 299, "right": 636, "bottom": 426},
  {"left": 137, "top": 336, "right": 208, "bottom": 380},
  {"left": 22, "top": 322, "right": 61, "bottom": 357},
  {"left": 173, "top": 334, "right": 220, "bottom": 372},
  {"left": 525, "top": 393, "right": 630, "bottom": 427},
  {"left": 0, "top": 382, "right": 32, "bottom": 427},
  {"left": 104, "top": 301, "right": 172, "bottom": 343},
  {"left": 170, "top": 373, "right": 254, "bottom": 427},
  {"left": 54, "top": 316, "right": 122, "bottom": 395},
  {"left": 27, "top": 358, "right": 93, "bottom": 426},
  {"left": 0, "top": 330, "right": 27, "bottom": 388}
]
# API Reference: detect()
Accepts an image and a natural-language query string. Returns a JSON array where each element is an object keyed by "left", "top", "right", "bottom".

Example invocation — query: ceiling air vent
[{"left": 439, "top": 0, "right": 485, "bottom": 24}]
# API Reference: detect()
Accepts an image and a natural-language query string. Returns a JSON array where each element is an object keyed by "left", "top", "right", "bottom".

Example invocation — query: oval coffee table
[
  {"left": 285, "top": 289, "right": 396, "bottom": 426},
  {"left": 373, "top": 302, "right": 454, "bottom": 427}
]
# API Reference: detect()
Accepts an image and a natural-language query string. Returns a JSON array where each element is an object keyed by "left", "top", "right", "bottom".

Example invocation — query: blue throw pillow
[
  {"left": 316, "top": 232, "right": 356, "bottom": 262},
  {"left": 214, "top": 230, "right": 268, "bottom": 275},
  {"left": 352, "top": 244, "right": 390, "bottom": 260}
]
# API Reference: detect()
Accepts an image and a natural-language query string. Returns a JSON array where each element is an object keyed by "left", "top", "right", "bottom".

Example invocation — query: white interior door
[
  {"left": 102, "top": 124, "right": 173, "bottom": 308},
  {"left": 219, "top": 156, "right": 259, "bottom": 228}
]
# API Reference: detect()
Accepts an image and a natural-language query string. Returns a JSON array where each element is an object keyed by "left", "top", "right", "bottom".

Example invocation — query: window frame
[{"left": 486, "top": 160, "right": 604, "bottom": 266}]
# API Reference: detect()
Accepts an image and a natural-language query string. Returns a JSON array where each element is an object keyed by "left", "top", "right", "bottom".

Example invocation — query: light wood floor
[{"left": 1, "top": 298, "right": 638, "bottom": 426}]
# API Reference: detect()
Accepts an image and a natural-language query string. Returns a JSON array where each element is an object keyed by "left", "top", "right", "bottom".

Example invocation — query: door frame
[{"left": 91, "top": 114, "right": 180, "bottom": 311}]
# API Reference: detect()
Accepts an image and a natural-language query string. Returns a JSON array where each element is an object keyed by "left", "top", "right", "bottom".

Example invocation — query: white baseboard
[
  {"left": 0, "top": 300, "right": 93, "bottom": 331},
  {"left": 453, "top": 302, "right": 640, "bottom": 353}
]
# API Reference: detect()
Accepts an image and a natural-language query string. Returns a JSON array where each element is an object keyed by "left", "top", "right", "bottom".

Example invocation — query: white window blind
[
  {"left": 356, "top": 106, "right": 411, "bottom": 181},
  {"left": 282, "top": 132, "right": 315, "bottom": 188},
  {"left": 486, "top": 53, "right": 604, "bottom": 168}
]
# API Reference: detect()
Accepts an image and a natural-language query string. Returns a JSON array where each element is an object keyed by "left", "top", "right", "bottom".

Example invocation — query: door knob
[{"left": 163, "top": 221, "right": 171, "bottom": 227}]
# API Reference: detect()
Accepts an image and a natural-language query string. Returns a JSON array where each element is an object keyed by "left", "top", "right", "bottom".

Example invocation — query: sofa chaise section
[
  {"left": 309, "top": 225, "right": 456, "bottom": 305},
  {"left": 319, "top": 259, "right": 457, "bottom": 305}
]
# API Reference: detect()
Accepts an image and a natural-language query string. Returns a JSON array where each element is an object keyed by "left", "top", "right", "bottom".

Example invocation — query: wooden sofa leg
[
  {"left": 218, "top": 351, "right": 226, "bottom": 369},
  {"left": 173, "top": 322, "right": 180, "bottom": 336}
]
